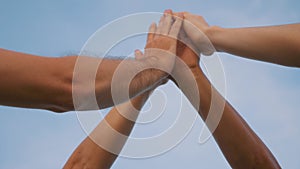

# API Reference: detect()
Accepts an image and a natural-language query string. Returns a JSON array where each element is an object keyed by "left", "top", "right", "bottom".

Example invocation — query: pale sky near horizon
[{"left": 0, "top": 0, "right": 300, "bottom": 168}]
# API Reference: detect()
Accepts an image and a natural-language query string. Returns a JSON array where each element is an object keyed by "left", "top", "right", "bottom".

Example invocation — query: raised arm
[
  {"left": 63, "top": 12, "right": 182, "bottom": 169},
  {"left": 63, "top": 88, "right": 150, "bottom": 169},
  {"left": 172, "top": 25, "right": 281, "bottom": 168},
  {"left": 63, "top": 47, "right": 154, "bottom": 169},
  {"left": 182, "top": 12, "right": 300, "bottom": 67},
  {"left": 187, "top": 68, "right": 280, "bottom": 168}
]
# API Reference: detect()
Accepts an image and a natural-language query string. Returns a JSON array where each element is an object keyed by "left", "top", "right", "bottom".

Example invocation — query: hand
[
  {"left": 144, "top": 9, "right": 183, "bottom": 74},
  {"left": 176, "top": 26, "right": 200, "bottom": 69},
  {"left": 181, "top": 12, "right": 215, "bottom": 56},
  {"left": 166, "top": 13, "right": 202, "bottom": 85},
  {"left": 169, "top": 30, "right": 201, "bottom": 86},
  {"left": 134, "top": 19, "right": 170, "bottom": 88}
]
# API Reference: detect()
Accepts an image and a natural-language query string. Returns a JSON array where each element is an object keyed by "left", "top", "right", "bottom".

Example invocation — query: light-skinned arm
[
  {"left": 63, "top": 89, "right": 150, "bottom": 169},
  {"left": 182, "top": 12, "right": 300, "bottom": 67}
]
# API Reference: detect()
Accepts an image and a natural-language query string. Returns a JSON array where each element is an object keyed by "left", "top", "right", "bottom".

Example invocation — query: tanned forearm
[
  {"left": 63, "top": 93, "right": 149, "bottom": 169},
  {"left": 207, "top": 24, "right": 300, "bottom": 67},
  {"left": 92, "top": 57, "right": 165, "bottom": 109},
  {"left": 0, "top": 48, "right": 164, "bottom": 112},
  {"left": 0, "top": 48, "right": 74, "bottom": 112},
  {"left": 0, "top": 10, "right": 180, "bottom": 112},
  {"left": 183, "top": 67, "right": 280, "bottom": 168}
]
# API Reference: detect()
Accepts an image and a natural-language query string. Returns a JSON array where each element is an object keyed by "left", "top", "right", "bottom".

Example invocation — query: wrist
[
  {"left": 191, "top": 66, "right": 205, "bottom": 79},
  {"left": 144, "top": 57, "right": 169, "bottom": 80},
  {"left": 127, "top": 58, "right": 167, "bottom": 100},
  {"left": 205, "top": 25, "right": 224, "bottom": 52}
]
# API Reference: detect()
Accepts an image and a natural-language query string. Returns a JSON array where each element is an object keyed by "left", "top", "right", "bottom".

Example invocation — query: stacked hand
[
  {"left": 143, "top": 9, "right": 183, "bottom": 74},
  {"left": 64, "top": 9, "right": 285, "bottom": 169},
  {"left": 140, "top": 10, "right": 206, "bottom": 86},
  {"left": 181, "top": 12, "right": 215, "bottom": 56}
]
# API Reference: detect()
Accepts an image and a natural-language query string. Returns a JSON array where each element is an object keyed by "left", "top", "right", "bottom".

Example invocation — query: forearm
[
  {"left": 64, "top": 94, "right": 149, "bottom": 169},
  {"left": 93, "top": 57, "right": 165, "bottom": 109},
  {"left": 0, "top": 48, "right": 74, "bottom": 112},
  {"left": 0, "top": 48, "right": 164, "bottom": 112},
  {"left": 207, "top": 24, "right": 300, "bottom": 67},
  {"left": 187, "top": 67, "right": 280, "bottom": 168}
]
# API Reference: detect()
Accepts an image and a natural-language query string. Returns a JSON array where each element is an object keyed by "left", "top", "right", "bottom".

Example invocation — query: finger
[
  {"left": 155, "top": 15, "right": 165, "bottom": 37},
  {"left": 156, "top": 9, "right": 173, "bottom": 36},
  {"left": 161, "top": 10, "right": 173, "bottom": 35},
  {"left": 147, "top": 23, "right": 157, "bottom": 43},
  {"left": 169, "top": 13, "right": 183, "bottom": 38},
  {"left": 173, "top": 12, "right": 183, "bottom": 18},
  {"left": 182, "top": 11, "right": 190, "bottom": 17},
  {"left": 134, "top": 49, "right": 144, "bottom": 60},
  {"left": 178, "top": 27, "right": 186, "bottom": 41}
]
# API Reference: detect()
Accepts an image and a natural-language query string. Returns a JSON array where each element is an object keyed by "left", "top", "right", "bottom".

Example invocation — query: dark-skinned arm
[{"left": 172, "top": 28, "right": 281, "bottom": 168}]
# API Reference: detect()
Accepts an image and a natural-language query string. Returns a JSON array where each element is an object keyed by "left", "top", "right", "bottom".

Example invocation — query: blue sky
[{"left": 0, "top": 0, "right": 300, "bottom": 168}]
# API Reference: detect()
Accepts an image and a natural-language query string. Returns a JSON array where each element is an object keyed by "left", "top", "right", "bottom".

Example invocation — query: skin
[
  {"left": 181, "top": 12, "right": 300, "bottom": 67},
  {"left": 0, "top": 10, "right": 180, "bottom": 112},
  {"left": 1, "top": 8, "right": 285, "bottom": 168},
  {"left": 63, "top": 11, "right": 183, "bottom": 169},
  {"left": 64, "top": 11, "right": 281, "bottom": 168},
  {"left": 171, "top": 12, "right": 281, "bottom": 168},
  {"left": 63, "top": 91, "right": 150, "bottom": 169}
]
